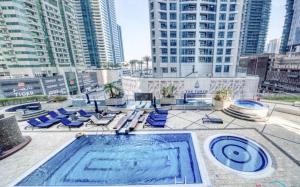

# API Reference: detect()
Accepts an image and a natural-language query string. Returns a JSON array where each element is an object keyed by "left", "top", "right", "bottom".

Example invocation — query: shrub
[
  {"left": 161, "top": 85, "right": 177, "bottom": 98},
  {"left": 214, "top": 88, "right": 232, "bottom": 101},
  {"left": 49, "top": 96, "right": 68, "bottom": 102},
  {"left": 0, "top": 95, "right": 48, "bottom": 106}
]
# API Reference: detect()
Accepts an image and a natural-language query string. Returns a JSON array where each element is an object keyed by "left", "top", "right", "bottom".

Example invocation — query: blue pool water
[
  {"left": 210, "top": 136, "right": 269, "bottom": 172},
  {"left": 234, "top": 100, "right": 265, "bottom": 109},
  {"left": 17, "top": 134, "right": 202, "bottom": 186}
]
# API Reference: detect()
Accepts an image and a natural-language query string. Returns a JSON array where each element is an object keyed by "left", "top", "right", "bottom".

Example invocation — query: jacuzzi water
[
  {"left": 209, "top": 136, "right": 269, "bottom": 172},
  {"left": 16, "top": 134, "right": 202, "bottom": 186},
  {"left": 234, "top": 100, "right": 265, "bottom": 109}
]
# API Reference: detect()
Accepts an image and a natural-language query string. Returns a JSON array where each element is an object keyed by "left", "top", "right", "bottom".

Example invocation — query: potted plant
[
  {"left": 104, "top": 83, "right": 126, "bottom": 106},
  {"left": 160, "top": 85, "right": 177, "bottom": 105},
  {"left": 213, "top": 88, "right": 232, "bottom": 110}
]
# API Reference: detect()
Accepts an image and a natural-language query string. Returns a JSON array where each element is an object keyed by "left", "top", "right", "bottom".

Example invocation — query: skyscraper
[
  {"left": 117, "top": 25, "right": 125, "bottom": 62},
  {"left": 74, "top": 0, "right": 124, "bottom": 68},
  {"left": 240, "top": 0, "right": 271, "bottom": 56},
  {"left": 149, "top": 0, "right": 244, "bottom": 77},
  {"left": 280, "top": 0, "right": 300, "bottom": 53},
  {"left": 0, "top": 0, "right": 85, "bottom": 77},
  {"left": 280, "top": 0, "right": 295, "bottom": 54},
  {"left": 266, "top": 39, "right": 281, "bottom": 54}
]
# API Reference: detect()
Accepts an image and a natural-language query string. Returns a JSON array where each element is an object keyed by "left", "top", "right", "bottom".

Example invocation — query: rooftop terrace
[{"left": 0, "top": 101, "right": 299, "bottom": 186}]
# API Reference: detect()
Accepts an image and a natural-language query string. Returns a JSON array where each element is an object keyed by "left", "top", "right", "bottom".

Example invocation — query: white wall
[{"left": 122, "top": 76, "right": 259, "bottom": 100}]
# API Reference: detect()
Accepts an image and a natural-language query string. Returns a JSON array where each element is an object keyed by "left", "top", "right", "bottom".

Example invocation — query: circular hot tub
[
  {"left": 204, "top": 134, "right": 273, "bottom": 178},
  {"left": 224, "top": 100, "right": 269, "bottom": 121}
]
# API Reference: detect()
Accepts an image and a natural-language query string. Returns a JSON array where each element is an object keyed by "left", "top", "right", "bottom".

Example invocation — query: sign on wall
[
  {"left": 65, "top": 72, "right": 78, "bottom": 95},
  {"left": 0, "top": 78, "right": 43, "bottom": 98},
  {"left": 41, "top": 76, "right": 67, "bottom": 96}
]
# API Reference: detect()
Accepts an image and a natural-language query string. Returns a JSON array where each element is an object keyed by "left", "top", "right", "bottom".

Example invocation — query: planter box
[
  {"left": 105, "top": 97, "right": 126, "bottom": 106},
  {"left": 160, "top": 98, "right": 176, "bottom": 105},
  {"left": 213, "top": 100, "right": 231, "bottom": 111}
]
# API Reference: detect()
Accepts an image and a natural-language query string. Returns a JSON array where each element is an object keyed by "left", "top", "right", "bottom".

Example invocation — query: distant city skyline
[{"left": 115, "top": 0, "right": 286, "bottom": 61}]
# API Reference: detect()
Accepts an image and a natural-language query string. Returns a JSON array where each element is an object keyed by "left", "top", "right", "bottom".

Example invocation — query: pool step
[
  {"left": 226, "top": 106, "right": 260, "bottom": 118},
  {"left": 223, "top": 108, "right": 267, "bottom": 122}
]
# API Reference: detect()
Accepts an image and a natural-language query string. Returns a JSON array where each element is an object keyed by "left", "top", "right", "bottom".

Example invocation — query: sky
[{"left": 115, "top": 0, "right": 286, "bottom": 62}]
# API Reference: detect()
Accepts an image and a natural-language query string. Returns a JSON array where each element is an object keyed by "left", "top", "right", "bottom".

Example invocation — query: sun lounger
[
  {"left": 60, "top": 118, "right": 83, "bottom": 128},
  {"left": 202, "top": 114, "right": 223, "bottom": 124},
  {"left": 58, "top": 108, "right": 76, "bottom": 116},
  {"left": 26, "top": 118, "right": 54, "bottom": 129},
  {"left": 146, "top": 117, "right": 165, "bottom": 127},
  {"left": 38, "top": 115, "right": 61, "bottom": 125},
  {"left": 89, "top": 115, "right": 111, "bottom": 126},
  {"left": 78, "top": 109, "right": 93, "bottom": 118},
  {"left": 149, "top": 113, "right": 167, "bottom": 121},
  {"left": 48, "top": 111, "right": 67, "bottom": 119},
  {"left": 155, "top": 107, "right": 168, "bottom": 115}
]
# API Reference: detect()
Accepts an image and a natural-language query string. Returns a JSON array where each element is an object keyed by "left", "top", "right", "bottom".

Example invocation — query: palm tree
[
  {"left": 138, "top": 60, "right": 144, "bottom": 76},
  {"left": 143, "top": 56, "right": 151, "bottom": 74},
  {"left": 129, "top": 60, "right": 136, "bottom": 75},
  {"left": 103, "top": 83, "right": 122, "bottom": 98}
]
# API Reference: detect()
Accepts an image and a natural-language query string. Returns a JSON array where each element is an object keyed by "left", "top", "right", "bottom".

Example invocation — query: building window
[
  {"left": 215, "top": 65, "right": 222, "bottom": 73},
  {"left": 161, "top": 40, "right": 168, "bottom": 46},
  {"left": 229, "top": 13, "right": 235, "bottom": 21},
  {"left": 162, "top": 67, "right": 168, "bottom": 73},
  {"left": 170, "top": 31, "right": 177, "bottom": 38},
  {"left": 230, "top": 4, "right": 236, "bottom": 11},
  {"left": 161, "top": 56, "right": 168, "bottom": 63},
  {"left": 170, "top": 3, "right": 177, "bottom": 10},
  {"left": 170, "top": 22, "right": 177, "bottom": 29},
  {"left": 150, "top": 2, "right": 154, "bottom": 10},
  {"left": 216, "top": 56, "right": 222, "bottom": 63},
  {"left": 161, "top": 31, "right": 167, "bottom": 38},
  {"left": 170, "top": 40, "right": 177, "bottom": 46},
  {"left": 220, "top": 4, "right": 227, "bottom": 11},
  {"left": 170, "top": 48, "right": 177, "bottom": 55},
  {"left": 219, "top": 13, "right": 226, "bottom": 21},
  {"left": 171, "top": 56, "right": 177, "bottom": 63},
  {"left": 226, "top": 40, "right": 232, "bottom": 47},
  {"left": 217, "top": 48, "right": 223, "bottom": 55},
  {"left": 160, "top": 22, "right": 167, "bottom": 29},
  {"left": 219, "top": 23, "right": 225, "bottom": 30},
  {"left": 217, "top": 40, "right": 224, "bottom": 47},
  {"left": 170, "top": 13, "right": 177, "bottom": 20},
  {"left": 161, "top": 48, "right": 168, "bottom": 54},
  {"left": 228, "top": 23, "right": 234, "bottom": 30},
  {"left": 227, "top": 32, "right": 234, "bottom": 38},
  {"left": 226, "top": 49, "right": 232, "bottom": 55},
  {"left": 153, "top": 67, "right": 157, "bottom": 72},
  {"left": 160, "top": 12, "right": 167, "bottom": 20},
  {"left": 224, "top": 65, "right": 230, "bottom": 72},
  {"left": 160, "top": 2, "right": 167, "bottom": 10},
  {"left": 181, "top": 57, "right": 195, "bottom": 63},
  {"left": 218, "top": 32, "right": 225, "bottom": 38},
  {"left": 171, "top": 67, "right": 177, "bottom": 73},
  {"left": 225, "top": 57, "right": 231, "bottom": 63}
]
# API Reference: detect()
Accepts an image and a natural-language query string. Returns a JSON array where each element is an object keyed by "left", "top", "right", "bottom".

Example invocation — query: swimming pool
[
  {"left": 234, "top": 100, "right": 265, "bottom": 109},
  {"left": 15, "top": 133, "right": 209, "bottom": 186}
]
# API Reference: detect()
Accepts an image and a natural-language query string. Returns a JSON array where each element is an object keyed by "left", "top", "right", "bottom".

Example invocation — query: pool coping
[
  {"left": 203, "top": 133, "right": 274, "bottom": 179},
  {"left": 11, "top": 131, "right": 212, "bottom": 187}
]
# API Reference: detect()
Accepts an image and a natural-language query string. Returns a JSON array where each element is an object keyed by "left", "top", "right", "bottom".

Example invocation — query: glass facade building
[
  {"left": 0, "top": 0, "right": 85, "bottom": 77},
  {"left": 240, "top": 0, "right": 271, "bottom": 56},
  {"left": 280, "top": 0, "right": 295, "bottom": 54},
  {"left": 74, "top": 0, "right": 124, "bottom": 68},
  {"left": 149, "top": 0, "right": 244, "bottom": 77}
]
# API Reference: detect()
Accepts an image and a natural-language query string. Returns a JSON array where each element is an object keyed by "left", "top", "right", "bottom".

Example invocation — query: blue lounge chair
[
  {"left": 155, "top": 107, "right": 168, "bottom": 115},
  {"left": 27, "top": 118, "right": 54, "bottom": 129},
  {"left": 78, "top": 109, "right": 93, "bottom": 118},
  {"left": 146, "top": 117, "right": 165, "bottom": 127},
  {"left": 48, "top": 111, "right": 67, "bottom": 119},
  {"left": 149, "top": 113, "right": 167, "bottom": 121},
  {"left": 202, "top": 114, "right": 223, "bottom": 124},
  {"left": 38, "top": 115, "right": 61, "bottom": 125},
  {"left": 58, "top": 108, "right": 76, "bottom": 116},
  {"left": 60, "top": 118, "right": 83, "bottom": 128}
]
